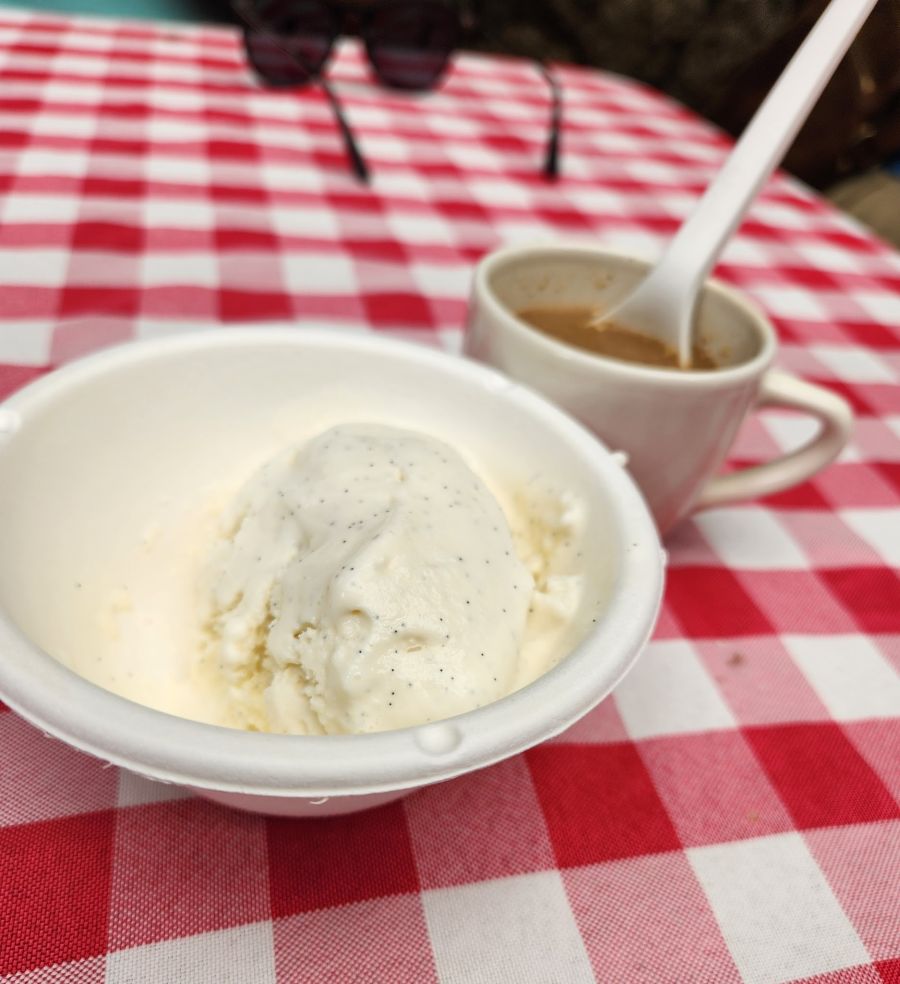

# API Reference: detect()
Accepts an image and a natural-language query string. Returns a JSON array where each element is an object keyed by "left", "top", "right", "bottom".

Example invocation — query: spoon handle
[{"left": 614, "top": 0, "right": 879, "bottom": 363}]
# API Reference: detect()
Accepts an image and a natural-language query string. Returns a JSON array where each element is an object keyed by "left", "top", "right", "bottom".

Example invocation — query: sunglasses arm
[
  {"left": 319, "top": 77, "right": 370, "bottom": 184},
  {"left": 233, "top": 0, "right": 370, "bottom": 184},
  {"left": 537, "top": 62, "right": 561, "bottom": 180}
]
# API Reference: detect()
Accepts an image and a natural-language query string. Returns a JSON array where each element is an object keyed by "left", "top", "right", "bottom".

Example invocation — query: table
[{"left": 1, "top": 9, "right": 898, "bottom": 983}]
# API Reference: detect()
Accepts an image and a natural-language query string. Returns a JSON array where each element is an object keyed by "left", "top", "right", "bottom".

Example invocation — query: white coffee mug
[{"left": 465, "top": 243, "right": 853, "bottom": 533}]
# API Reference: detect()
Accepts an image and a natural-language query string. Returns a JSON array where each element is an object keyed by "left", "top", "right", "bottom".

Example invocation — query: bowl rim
[{"left": 0, "top": 328, "right": 664, "bottom": 798}]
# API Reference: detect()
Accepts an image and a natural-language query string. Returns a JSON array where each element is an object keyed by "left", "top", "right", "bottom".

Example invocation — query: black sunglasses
[{"left": 233, "top": 0, "right": 562, "bottom": 183}]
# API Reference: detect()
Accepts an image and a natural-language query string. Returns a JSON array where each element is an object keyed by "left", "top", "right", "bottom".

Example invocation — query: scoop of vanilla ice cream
[{"left": 199, "top": 423, "right": 535, "bottom": 735}]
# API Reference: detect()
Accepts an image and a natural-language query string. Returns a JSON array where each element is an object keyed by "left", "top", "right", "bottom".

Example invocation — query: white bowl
[{"left": 0, "top": 329, "right": 663, "bottom": 816}]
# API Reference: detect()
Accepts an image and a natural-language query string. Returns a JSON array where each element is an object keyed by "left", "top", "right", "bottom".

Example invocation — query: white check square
[
  {"left": 854, "top": 289, "right": 900, "bottom": 325},
  {"left": 258, "top": 160, "right": 325, "bottom": 194},
  {"left": 141, "top": 198, "right": 215, "bottom": 230},
  {"left": 145, "top": 155, "right": 211, "bottom": 185},
  {"left": 377, "top": 171, "right": 432, "bottom": 200},
  {"left": 410, "top": 262, "right": 471, "bottom": 298},
  {"left": 790, "top": 242, "right": 873, "bottom": 274},
  {"left": 840, "top": 509, "right": 900, "bottom": 568},
  {"left": 106, "top": 923, "right": 276, "bottom": 984},
  {"left": 0, "top": 193, "right": 81, "bottom": 225},
  {"left": 810, "top": 344, "right": 897, "bottom": 383},
  {"left": 748, "top": 286, "right": 827, "bottom": 320},
  {"left": 141, "top": 252, "right": 219, "bottom": 287},
  {"left": 269, "top": 206, "right": 341, "bottom": 239},
  {"left": 438, "top": 327, "right": 465, "bottom": 354},
  {"left": 385, "top": 211, "right": 456, "bottom": 246},
  {"left": 614, "top": 639, "right": 736, "bottom": 740},
  {"left": 0, "top": 249, "right": 69, "bottom": 287},
  {"left": 52, "top": 53, "right": 108, "bottom": 76},
  {"left": 42, "top": 79, "right": 105, "bottom": 105},
  {"left": 423, "top": 871, "right": 594, "bottom": 984},
  {"left": 30, "top": 112, "right": 95, "bottom": 138},
  {"left": 695, "top": 508, "right": 809, "bottom": 569},
  {"left": 0, "top": 322, "right": 54, "bottom": 365},
  {"left": 64, "top": 29, "right": 122, "bottom": 52},
  {"left": 116, "top": 769, "right": 193, "bottom": 808},
  {"left": 17, "top": 148, "right": 89, "bottom": 178},
  {"left": 783, "top": 634, "right": 900, "bottom": 721},
  {"left": 689, "top": 832, "right": 870, "bottom": 984},
  {"left": 145, "top": 116, "right": 200, "bottom": 144},
  {"left": 281, "top": 252, "right": 357, "bottom": 294}
]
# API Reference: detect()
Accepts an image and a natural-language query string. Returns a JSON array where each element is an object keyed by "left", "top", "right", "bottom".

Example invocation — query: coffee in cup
[{"left": 517, "top": 305, "right": 718, "bottom": 370}]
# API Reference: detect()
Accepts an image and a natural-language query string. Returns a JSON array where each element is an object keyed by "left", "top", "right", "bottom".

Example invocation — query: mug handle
[{"left": 696, "top": 369, "right": 853, "bottom": 510}]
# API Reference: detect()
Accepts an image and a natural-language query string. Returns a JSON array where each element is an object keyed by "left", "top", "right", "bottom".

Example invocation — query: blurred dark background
[
  {"left": 472, "top": 0, "right": 900, "bottom": 190},
  {"left": 3, "top": 0, "right": 899, "bottom": 243},
  {"left": 468, "top": 0, "right": 900, "bottom": 244}
]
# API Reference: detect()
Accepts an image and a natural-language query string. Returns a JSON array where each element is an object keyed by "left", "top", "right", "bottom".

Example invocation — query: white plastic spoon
[{"left": 593, "top": 0, "right": 880, "bottom": 366}]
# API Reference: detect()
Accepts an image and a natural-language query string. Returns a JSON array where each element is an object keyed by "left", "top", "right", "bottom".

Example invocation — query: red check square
[
  {"left": 141, "top": 286, "right": 220, "bottom": 319},
  {"left": 877, "top": 958, "right": 900, "bottom": 984},
  {"left": 215, "top": 227, "right": 282, "bottom": 251},
  {"left": 81, "top": 176, "right": 147, "bottom": 198},
  {"left": 57, "top": 286, "right": 141, "bottom": 319},
  {"left": 109, "top": 799, "right": 270, "bottom": 949},
  {"left": 762, "top": 479, "right": 833, "bottom": 510},
  {"left": 405, "top": 756, "right": 555, "bottom": 889},
  {"left": 877, "top": 464, "right": 900, "bottom": 499},
  {"left": 816, "top": 464, "right": 900, "bottom": 509},
  {"left": 5, "top": 955, "right": 107, "bottom": 983},
  {"left": 361, "top": 292, "right": 435, "bottom": 328},
  {"left": 0, "top": 811, "right": 115, "bottom": 976},
  {"left": 863, "top": 384, "right": 900, "bottom": 417},
  {"left": 843, "top": 719, "right": 900, "bottom": 802},
  {"left": 746, "top": 722, "right": 899, "bottom": 830},
  {"left": 0, "top": 286, "right": 59, "bottom": 318},
  {"left": 787, "top": 967, "right": 884, "bottom": 984},
  {"left": 0, "top": 364, "right": 46, "bottom": 399},
  {"left": 206, "top": 138, "right": 262, "bottom": 163},
  {"left": 821, "top": 569, "right": 900, "bottom": 634},
  {"left": 274, "top": 893, "right": 438, "bottom": 984},
  {"left": 841, "top": 320, "right": 900, "bottom": 350},
  {"left": 778, "top": 512, "right": 883, "bottom": 567},
  {"left": 694, "top": 636, "right": 829, "bottom": 725},
  {"left": 267, "top": 800, "right": 419, "bottom": 916},
  {"left": 527, "top": 743, "right": 681, "bottom": 867},
  {"left": 806, "top": 821, "right": 900, "bottom": 961},
  {"left": 218, "top": 289, "right": 294, "bottom": 322},
  {"left": 640, "top": 730, "right": 794, "bottom": 846},
  {"left": 70, "top": 220, "right": 144, "bottom": 253},
  {"left": 665, "top": 567, "right": 773, "bottom": 637},
  {"left": 0, "top": 222, "right": 70, "bottom": 248},
  {"left": 740, "top": 571, "right": 858, "bottom": 633},
  {"left": 50, "top": 318, "right": 134, "bottom": 364},
  {"left": 564, "top": 853, "right": 741, "bottom": 983}
]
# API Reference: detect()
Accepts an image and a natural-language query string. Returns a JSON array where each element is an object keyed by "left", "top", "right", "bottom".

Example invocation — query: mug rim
[{"left": 474, "top": 242, "right": 778, "bottom": 387}]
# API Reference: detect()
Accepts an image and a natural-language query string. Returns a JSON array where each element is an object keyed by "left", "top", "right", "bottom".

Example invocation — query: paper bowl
[{"left": 0, "top": 329, "right": 663, "bottom": 816}]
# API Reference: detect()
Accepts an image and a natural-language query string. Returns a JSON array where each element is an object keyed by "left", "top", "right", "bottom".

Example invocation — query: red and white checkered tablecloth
[{"left": 1, "top": 8, "right": 898, "bottom": 983}]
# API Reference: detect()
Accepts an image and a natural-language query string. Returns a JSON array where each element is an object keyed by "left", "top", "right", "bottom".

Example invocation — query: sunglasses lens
[
  {"left": 244, "top": 0, "right": 336, "bottom": 86},
  {"left": 367, "top": 2, "right": 458, "bottom": 90}
]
